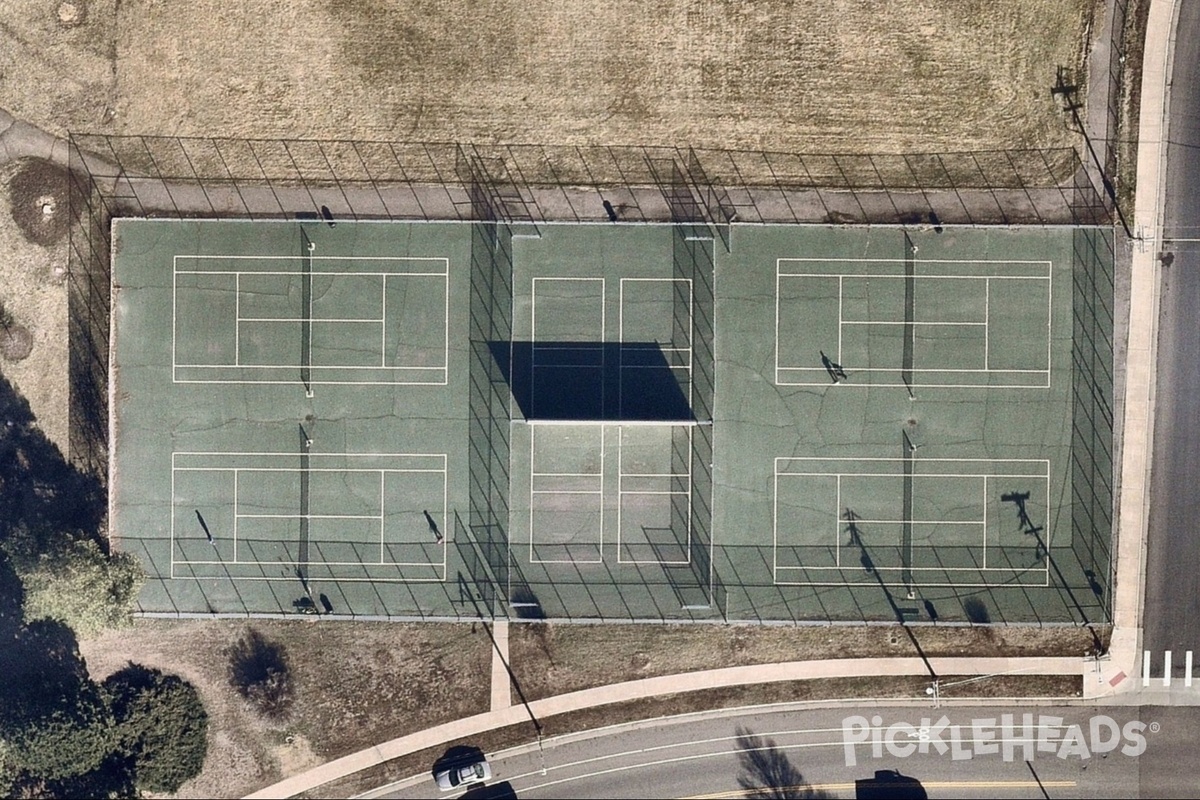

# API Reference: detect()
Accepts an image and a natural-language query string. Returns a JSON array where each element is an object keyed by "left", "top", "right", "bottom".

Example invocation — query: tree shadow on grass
[
  {"left": 0, "top": 371, "right": 105, "bottom": 553},
  {"left": 736, "top": 727, "right": 832, "bottom": 799}
]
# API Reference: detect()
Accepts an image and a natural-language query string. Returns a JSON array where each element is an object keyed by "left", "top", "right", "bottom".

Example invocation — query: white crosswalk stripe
[{"left": 1144, "top": 649, "right": 1198, "bottom": 687}]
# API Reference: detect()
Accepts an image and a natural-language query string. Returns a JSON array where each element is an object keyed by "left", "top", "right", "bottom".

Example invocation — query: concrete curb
[
  {"left": 1101, "top": 0, "right": 1179, "bottom": 698},
  {"left": 245, "top": 655, "right": 1085, "bottom": 799}
]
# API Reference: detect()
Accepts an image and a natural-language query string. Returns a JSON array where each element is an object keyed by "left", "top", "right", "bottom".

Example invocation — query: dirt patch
[
  {"left": 0, "top": 324, "right": 34, "bottom": 361},
  {"left": 57, "top": 1, "right": 88, "bottom": 29},
  {"left": 78, "top": 619, "right": 492, "bottom": 799},
  {"left": 509, "top": 623, "right": 1109, "bottom": 700},
  {"left": 7, "top": 159, "right": 75, "bottom": 247}
]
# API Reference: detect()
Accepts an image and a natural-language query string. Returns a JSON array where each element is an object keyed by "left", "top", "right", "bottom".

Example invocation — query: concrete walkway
[
  {"left": 1100, "top": 0, "right": 1179, "bottom": 698},
  {"left": 245, "top": 654, "right": 1086, "bottom": 799}
]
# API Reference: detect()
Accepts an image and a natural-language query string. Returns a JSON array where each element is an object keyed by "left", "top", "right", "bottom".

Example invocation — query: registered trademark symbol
[{"left": 1150, "top": 722, "right": 1161, "bottom": 734}]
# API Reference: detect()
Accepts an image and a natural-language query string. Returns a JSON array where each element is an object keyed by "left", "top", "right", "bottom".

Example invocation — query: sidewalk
[
  {"left": 245, "top": 654, "right": 1086, "bottom": 799},
  {"left": 1098, "top": 0, "right": 1179, "bottom": 698}
]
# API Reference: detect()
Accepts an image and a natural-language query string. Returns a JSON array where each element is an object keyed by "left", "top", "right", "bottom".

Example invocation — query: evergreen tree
[{"left": 104, "top": 664, "right": 208, "bottom": 793}]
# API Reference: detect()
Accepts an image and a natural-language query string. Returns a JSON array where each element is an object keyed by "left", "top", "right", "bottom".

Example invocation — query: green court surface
[{"left": 110, "top": 219, "right": 1112, "bottom": 623}]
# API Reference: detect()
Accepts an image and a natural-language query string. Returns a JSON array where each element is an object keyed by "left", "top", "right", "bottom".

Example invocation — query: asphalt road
[
  {"left": 381, "top": 704, "right": 1200, "bottom": 799},
  {"left": 1145, "top": 0, "right": 1200, "bottom": 679}
]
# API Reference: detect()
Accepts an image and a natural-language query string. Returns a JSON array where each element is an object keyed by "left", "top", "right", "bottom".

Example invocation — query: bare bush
[{"left": 226, "top": 629, "right": 294, "bottom": 722}]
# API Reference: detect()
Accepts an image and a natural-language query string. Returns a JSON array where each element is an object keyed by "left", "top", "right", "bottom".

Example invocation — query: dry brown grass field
[
  {"left": 3, "top": 0, "right": 1099, "bottom": 153},
  {"left": 78, "top": 620, "right": 492, "bottom": 799}
]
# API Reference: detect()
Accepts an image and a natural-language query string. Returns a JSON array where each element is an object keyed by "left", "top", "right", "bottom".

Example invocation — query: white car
[{"left": 435, "top": 759, "right": 492, "bottom": 792}]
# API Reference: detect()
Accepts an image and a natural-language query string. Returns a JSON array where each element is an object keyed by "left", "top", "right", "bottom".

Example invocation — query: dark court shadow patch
[{"left": 490, "top": 341, "right": 694, "bottom": 422}]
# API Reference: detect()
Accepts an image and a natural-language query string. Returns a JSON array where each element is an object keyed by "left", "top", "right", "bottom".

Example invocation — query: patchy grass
[
  {"left": 78, "top": 619, "right": 492, "bottom": 799},
  {"left": 508, "top": 623, "right": 1109, "bottom": 700},
  {"left": 76, "top": 620, "right": 1098, "bottom": 797},
  {"left": 3, "top": 2, "right": 1100, "bottom": 167},
  {"left": 0, "top": 160, "right": 70, "bottom": 451}
]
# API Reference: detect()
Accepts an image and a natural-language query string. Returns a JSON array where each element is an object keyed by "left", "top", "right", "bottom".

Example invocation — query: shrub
[
  {"left": 227, "top": 629, "right": 295, "bottom": 721},
  {"left": 15, "top": 539, "right": 145, "bottom": 638}
]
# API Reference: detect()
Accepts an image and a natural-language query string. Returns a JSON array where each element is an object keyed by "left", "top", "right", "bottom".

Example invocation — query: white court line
[
  {"left": 776, "top": 456, "right": 1050, "bottom": 463},
  {"left": 173, "top": 255, "right": 449, "bottom": 386},
  {"left": 531, "top": 277, "right": 605, "bottom": 418},
  {"left": 774, "top": 459, "right": 1051, "bottom": 586},
  {"left": 176, "top": 466, "right": 444, "bottom": 473},
  {"left": 1165, "top": 650, "right": 1172, "bottom": 687},
  {"left": 781, "top": 272, "right": 1051, "bottom": 280},
  {"left": 778, "top": 383, "right": 1049, "bottom": 390},
  {"left": 776, "top": 257, "right": 1052, "bottom": 270},
  {"left": 175, "top": 450, "right": 446, "bottom": 458},
  {"left": 777, "top": 564, "right": 1038, "bottom": 573},
  {"left": 824, "top": 518, "right": 987, "bottom": 526},
  {"left": 173, "top": 453, "right": 449, "bottom": 578},
  {"left": 616, "top": 425, "right": 694, "bottom": 566},
  {"left": 835, "top": 475, "right": 841, "bottom": 568},
  {"left": 1187, "top": 651, "right": 1194, "bottom": 688},
  {"left": 775, "top": 578, "right": 1050, "bottom": 588},
  {"left": 777, "top": 367, "right": 1050, "bottom": 373},
  {"left": 838, "top": 275, "right": 843, "bottom": 363},
  {"left": 619, "top": 278, "right": 694, "bottom": 417},
  {"left": 528, "top": 425, "right": 605, "bottom": 565},
  {"left": 775, "top": 263, "right": 1052, "bottom": 388},
  {"left": 1143, "top": 651, "right": 1151, "bottom": 686},
  {"left": 174, "top": 365, "right": 445, "bottom": 372},
  {"left": 779, "top": 472, "right": 1047, "bottom": 480},
  {"left": 236, "top": 317, "right": 384, "bottom": 324},
  {"left": 984, "top": 277, "right": 990, "bottom": 370},
  {"left": 180, "top": 269, "right": 448, "bottom": 277},
  {"left": 840, "top": 321, "right": 988, "bottom": 327},
  {"left": 982, "top": 475, "right": 988, "bottom": 569},
  {"left": 172, "top": 572, "right": 445, "bottom": 583},
  {"left": 176, "top": 255, "right": 449, "bottom": 261},
  {"left": 235, "top": 513, "right": 385, "bottom": 520}
]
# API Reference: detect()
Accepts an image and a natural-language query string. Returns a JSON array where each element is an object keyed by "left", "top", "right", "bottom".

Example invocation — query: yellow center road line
[{"left": 685, "top": 780, "right": 1077, "bottom": 798}]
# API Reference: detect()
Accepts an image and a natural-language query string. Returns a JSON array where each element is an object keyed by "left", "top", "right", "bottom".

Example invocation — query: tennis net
[
  {"left": 902, "top": 232, "right": 916, "bottom": 398},
  {"left": 300, "top": 226, "right": 314, "bottom": 396}
]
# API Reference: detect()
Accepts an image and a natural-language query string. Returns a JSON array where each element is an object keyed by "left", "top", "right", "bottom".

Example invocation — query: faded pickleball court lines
[
  {"left": 773, "top": 457, "right": 1052, "bottom": 588},
  {"left": 526, "top": 424, "right": 695, "bottom": 566},
  {"left": 775, "top": 258, "right": 1052, "bottom": 389},
  {"left": 170, "top": 452, "right": 449, "bottom": 582},
  {"left": 171, "top": 254, "right": 450, "bottom": 386},
  {"left": 525, "top": 276, "right": 695, "bottom": 418}
]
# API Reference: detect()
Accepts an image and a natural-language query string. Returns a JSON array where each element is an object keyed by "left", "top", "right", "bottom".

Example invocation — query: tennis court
[{"left": 109, "top": 219, "right": 1111, "bottom": 623}]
